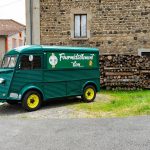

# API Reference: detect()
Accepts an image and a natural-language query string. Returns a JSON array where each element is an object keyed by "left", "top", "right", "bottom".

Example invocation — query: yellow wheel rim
[
  {"left": 27, "top": 94, "right": 40, "bottom": 109},
  {"left": 85, "top": 88, "right": 95, "bottom": 101}
]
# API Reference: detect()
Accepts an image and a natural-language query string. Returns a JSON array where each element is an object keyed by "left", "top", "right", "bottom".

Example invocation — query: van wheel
[
  {"left": 22, "top": 91, "right": 42, "bottom": 111},
  {"left": 7, "top": 100, "right": 19, "bottom": 105},
  {"left": 82, "top": 85, "right": 96, "bottom": 103}
]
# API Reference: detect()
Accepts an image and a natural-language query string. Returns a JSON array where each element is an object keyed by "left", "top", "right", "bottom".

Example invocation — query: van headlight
[{"left": 0, "top": 78, "right": 5, "bottom": 84}]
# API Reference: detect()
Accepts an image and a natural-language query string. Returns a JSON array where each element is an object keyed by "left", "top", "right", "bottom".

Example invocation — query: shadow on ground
[{"left": 0, "top": 97, "right": 82, "bottom": 117}]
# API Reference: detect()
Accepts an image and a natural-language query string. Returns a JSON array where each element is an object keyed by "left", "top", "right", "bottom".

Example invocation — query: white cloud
[{"left": 0, "top": 0, "right": 25, "bottom": 25}]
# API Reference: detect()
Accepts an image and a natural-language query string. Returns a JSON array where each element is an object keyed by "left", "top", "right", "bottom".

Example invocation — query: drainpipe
[
  {"left": 5, "top": 36, "right": 8, "bottom": 52},
  {"left": 30, "top": 0, "right": 33, "bottom": 45}
]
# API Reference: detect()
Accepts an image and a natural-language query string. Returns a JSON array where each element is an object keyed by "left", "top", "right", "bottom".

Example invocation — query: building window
[
  {"left": 74, "top": 14, "right": 87, "bottom": 38},
  {"left": 141, "top": 52, "right": 150, "bottom": 59},
  {"left": 19, "top": 39, "right": 23, "bottom": 46},
  {"left": 19, "top": 32, "right": 22, "bottom": 38},
  {"left": 12, "top": 38, "right": 17, "bottom": 48},
  {"left": 138, "top": 48, "right": 150, "bottom": 59}
]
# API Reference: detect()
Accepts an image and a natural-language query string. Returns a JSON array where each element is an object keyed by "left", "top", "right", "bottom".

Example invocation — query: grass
[{"left": 70, "top": 90, "right": 150, "bottom": 118}]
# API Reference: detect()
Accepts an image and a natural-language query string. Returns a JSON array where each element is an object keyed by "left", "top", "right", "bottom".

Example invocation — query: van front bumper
[
  {"left": 0, "top": 99, "right": 6, "bottom": 103},
  {"left": 0, "top": 94, "right": 21, "bottom": 102},
  {"left": 0, "top": 92, "right": 21, "bottom": 101}
]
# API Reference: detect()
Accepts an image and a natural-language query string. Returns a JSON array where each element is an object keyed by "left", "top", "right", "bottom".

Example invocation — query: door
[{"left": 10, "top": 54, "right": 43, "bottom": 94}]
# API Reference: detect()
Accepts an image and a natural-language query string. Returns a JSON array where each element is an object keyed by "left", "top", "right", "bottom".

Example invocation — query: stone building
[{"left": 26, "top": 0, "right": 150, "bottom": 56}]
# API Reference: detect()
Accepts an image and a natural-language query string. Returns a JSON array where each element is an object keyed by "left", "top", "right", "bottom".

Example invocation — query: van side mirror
[{"left": 0, "top": 78, "right": 5, "bottom": 84}]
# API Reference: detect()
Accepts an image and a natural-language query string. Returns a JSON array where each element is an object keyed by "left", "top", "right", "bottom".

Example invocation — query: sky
[{"left": 0, "top": 0, "right": 25, "bottom": 25}]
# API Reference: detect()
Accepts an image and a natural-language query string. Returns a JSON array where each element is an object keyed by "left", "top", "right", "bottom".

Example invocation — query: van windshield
[{"left": 1, "top": 55, "right": 18, "bottom": 68}]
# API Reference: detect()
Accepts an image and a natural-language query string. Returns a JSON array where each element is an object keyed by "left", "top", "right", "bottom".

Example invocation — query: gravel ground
[
  {"left": 0, "top": 94, "right": 133, "bottom": 119},
  {"left": 0, "top": 97, "right": 90, "bottom": 119}
]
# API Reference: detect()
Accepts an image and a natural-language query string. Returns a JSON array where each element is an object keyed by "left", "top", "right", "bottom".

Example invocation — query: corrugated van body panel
[
  {"left": 0, "top": 71, "right": 14, "bottom": 99},
  {"left": 43, "top": 69, "right": 99, "bottom": 82},
  {"left": 43, "top": 69, "right": 100, "bottom": 99},
  {"left": 10, "top": 70, "right": 43, "bottom": 94}
]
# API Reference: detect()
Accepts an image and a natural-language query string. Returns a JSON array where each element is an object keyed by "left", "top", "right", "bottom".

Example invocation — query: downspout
[
  {"left": 30, "top": 0, "right": 33, "bottom": 45},
  {"left": 5, "top": 36, "right": 8, "bottom": 52}
]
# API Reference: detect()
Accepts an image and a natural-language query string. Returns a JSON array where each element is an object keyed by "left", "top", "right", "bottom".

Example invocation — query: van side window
[{"left": 20, "top": 55, "right": 42, "bottom": 70}]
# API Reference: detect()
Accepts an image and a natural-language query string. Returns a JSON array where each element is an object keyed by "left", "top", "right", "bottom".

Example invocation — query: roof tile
[{"left": 0, "top": 19, "right": 25, "bottom": 36}]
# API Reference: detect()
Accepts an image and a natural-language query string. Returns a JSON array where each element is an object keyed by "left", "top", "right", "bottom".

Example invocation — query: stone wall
[{"left": 40, "top": 0, "right": 150, "bottom": 54}]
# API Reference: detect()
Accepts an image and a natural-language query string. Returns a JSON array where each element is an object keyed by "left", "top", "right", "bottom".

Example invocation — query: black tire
[
  {"left": 7, "top": 100, "right": 19, "bottom": 105},
  {"left": 82, "top": 85, "right": 96, "bottom": 103},
  {"left": 22, "top": 90, "right": 42, "bottom": 112}
]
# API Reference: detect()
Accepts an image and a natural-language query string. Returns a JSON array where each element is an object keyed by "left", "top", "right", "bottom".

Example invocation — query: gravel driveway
[{"left": 0, "top": 97, "right": 87, "bottom": 119}]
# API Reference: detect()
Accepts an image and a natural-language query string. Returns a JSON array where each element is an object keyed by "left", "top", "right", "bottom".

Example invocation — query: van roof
[{"left": 6, "top": 45, "right": 99, "bottom": 55}]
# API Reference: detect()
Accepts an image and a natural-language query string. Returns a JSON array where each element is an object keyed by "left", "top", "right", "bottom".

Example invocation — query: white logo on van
[
  {"left": 49, "top": 53, "right": 58, "bottom": 68},
  {"left": 29, "top": 55, "right": 33, "bottom": 62}
]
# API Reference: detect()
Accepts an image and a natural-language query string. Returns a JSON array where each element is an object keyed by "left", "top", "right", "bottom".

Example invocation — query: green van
[{"left": 0, "top": 45, "right": 100, "bottom": 111}]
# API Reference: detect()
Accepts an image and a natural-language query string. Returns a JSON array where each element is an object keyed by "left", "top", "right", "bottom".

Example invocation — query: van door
[
  {"left": 43, "top": 52, "right": 66, "bottom": 100},
  {"left": 10, "top": 54, "right": 43, "bottom": 95}
]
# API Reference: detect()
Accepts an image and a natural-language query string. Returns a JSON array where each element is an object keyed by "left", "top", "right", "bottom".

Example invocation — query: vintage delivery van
[{"left": 0, "top": 45, "right": 100, "bottom": 111}]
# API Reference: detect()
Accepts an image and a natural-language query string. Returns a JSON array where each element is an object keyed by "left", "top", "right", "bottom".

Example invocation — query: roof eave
[{"left": 8, "top": 29, "right": 26, "bottom": 36}]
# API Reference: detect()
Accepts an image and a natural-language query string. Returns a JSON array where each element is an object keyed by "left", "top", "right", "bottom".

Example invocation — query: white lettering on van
[
  {"left": 71, "top": 61, "right": 83, "bottom": 67},
  {"left": 59, "top": 53, "right": 95, "bottom": 61}
]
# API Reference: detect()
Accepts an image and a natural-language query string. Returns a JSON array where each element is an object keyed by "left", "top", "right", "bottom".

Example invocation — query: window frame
[
  {"left": 74, "top": 14, "right": 87, "bottom": 38},
  {"left": 12, "top": 38, "right": 17, "bottom": 49},
  {"left": 18, "top": 54, "right": 43, "bottom": 70},
  {"left": 138, "top": 48, "right": 150, "bottom": 57},
  {"left": 19, "top": 39, "right": 23, "bottom": 46},
  {"left": 1, "top": 55, "right": 18, "bottom": 69},
  {"left": 141, "top": 52, "right": 150, "bottom": 59}
]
